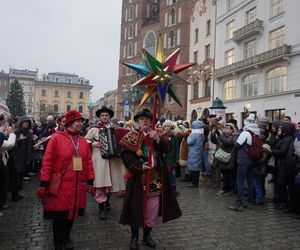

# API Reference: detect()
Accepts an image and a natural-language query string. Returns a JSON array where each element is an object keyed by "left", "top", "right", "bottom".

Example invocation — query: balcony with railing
[
  {"left": 214, "top": 45, "right": 291, "bottom": 78},
  {"left": 233, "top": 19, "right": 264, "bottom": 43}
]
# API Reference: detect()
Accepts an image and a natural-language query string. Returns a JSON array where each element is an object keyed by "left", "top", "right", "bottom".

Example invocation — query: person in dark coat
[
  {"left": 161, "top": 119, "right": 179, "bottom": 194},
  {"left": 119, "top": 109, "right": 182, "bottom": 250},
  {"left": 9, "top": 116, "right": 33, "bottom": 201},
  {"left": 272, "top": 122, "right": 295, "bottom": 210},
  {"left": 211, "top": 123, "right": 236, "bottom": 196}
]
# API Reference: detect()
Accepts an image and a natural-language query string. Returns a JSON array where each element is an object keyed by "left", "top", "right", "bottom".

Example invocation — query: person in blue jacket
[{"left": 187, "top": 120, "right": 204, "bottom": 187}]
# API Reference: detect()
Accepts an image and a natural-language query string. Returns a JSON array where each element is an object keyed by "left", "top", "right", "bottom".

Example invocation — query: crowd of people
[
  {"left": 166, "top": 113, "right": 300, "bottom": 215},
  {"left": 0, "top": 107, "right": 300, "bottom": 250}
]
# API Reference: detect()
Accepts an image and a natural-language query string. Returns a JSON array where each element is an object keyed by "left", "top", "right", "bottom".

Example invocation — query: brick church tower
[{"left": 116, "top": 0, "right": 193, "bottom": 121}]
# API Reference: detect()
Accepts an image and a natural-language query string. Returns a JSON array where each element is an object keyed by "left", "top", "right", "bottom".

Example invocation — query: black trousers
[
  {"left": 8, "top": 158, "right": 23, "bottom": 193},
  {"left": 0, "top": 166, "right": 9, "bottom": 208},
  {"left": 191, "top": 171, "right": 200, "bottom": 186},
  {"left": 221, "top": 169, "right": 234, "bottom": 192},
  {"left": 52, "top": 218, "right": 74, "bottom": 250}
]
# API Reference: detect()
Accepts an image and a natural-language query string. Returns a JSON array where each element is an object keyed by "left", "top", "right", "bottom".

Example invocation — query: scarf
[
  {"left": 191, "top": 128, "right": 204, "bottom": 135},
  {"left": 98, "top": 121, "right": 112, "bottom": 129}
]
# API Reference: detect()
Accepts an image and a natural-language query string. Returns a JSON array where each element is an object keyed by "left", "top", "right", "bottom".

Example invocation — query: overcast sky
[{"left": 0, "top": 0, "right": 122, "bottom": 101}]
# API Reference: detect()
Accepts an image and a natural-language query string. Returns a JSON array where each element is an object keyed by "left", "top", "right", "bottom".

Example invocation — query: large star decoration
[{"left": 123, "top": 33, "right": 195, "bottom": 107}]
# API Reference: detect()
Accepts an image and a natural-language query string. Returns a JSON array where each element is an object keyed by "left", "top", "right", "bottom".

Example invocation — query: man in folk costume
[
  {"left": 119, "top": 109, "right": 182, "bottom": 250},
  {"left": 85, "top": 106, "right": 126, "bottom": 220}
]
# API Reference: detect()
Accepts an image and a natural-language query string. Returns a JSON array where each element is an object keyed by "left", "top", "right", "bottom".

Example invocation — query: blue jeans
[
  {"left": 236, "top": 164, "right": 254, "bottom": 206},
  {"left": 203, "top": 149, "right": 211, "bottom": 176},
  {"left": 253, "top": 176, "right": 264, "bottom": 203}
]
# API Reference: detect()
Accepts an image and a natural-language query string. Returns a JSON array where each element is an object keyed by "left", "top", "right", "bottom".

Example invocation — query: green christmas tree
[{"left": 6, "top": 78, "right": 26, "bottom": 117}]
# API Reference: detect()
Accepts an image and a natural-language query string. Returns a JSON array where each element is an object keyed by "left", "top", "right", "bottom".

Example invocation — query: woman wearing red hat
[{"left": 36, "top": 110, "right": 95, "bottom": 250}]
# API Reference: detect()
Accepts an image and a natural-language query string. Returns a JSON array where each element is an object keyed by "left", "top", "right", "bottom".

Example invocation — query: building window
[
  {"left": 144, "top": 31, "right": 156, "bottom": 56},
  {"left": 169, "top": 9, "right": 176, "bottom": 26},
  {"left": 194, "top": 28, "right": 198, "bottom": 43},
  {"left": 66, "top": 104, "right": 71, "bottom": 112},
  {"left": 68, "top": 78, "right": 72, "bottom": 84},
  {"left": 127, "top": 43, "right": 133, "bottom": 58},
  {"left": 53, "top": 104, "right": 58, "bottom": 112},
  {"left": 226, "top": 113, "right": 234, "bottom": 122},
  {"left": 67, "top": 91, "right": 72, "bottom": 98},
  {"left": 205, "top": 44, "right": 211, "bottom": 60},
  {"left": 206, "top": 20, "right": 211, "bottom": 36},
  {"left": 29, "top": 87, "right": 33, "bottom": 92},
  {"left": 244, "top": 39, "right": 256, "bottom": 58},
  {"left": 191, "top": 110, "right": 198, "bottom": 121},
  {"left": 169, "top": 31, "right": 175, "bottom": 48},
  {"left": 41, "top": 89, "right": 46, "bottom": 97},
  {"left": 167, "top": 0, "right": 177, "bottom": 5},
  {"left": 271, "top": 0, "right": 285, "bottom": 17},
  {"left": 204, "top": 79, "right": 211, "bottom": 97},
  {"left": 55, "top": 77, "right": 59, "bottom": 83},
  {"left": 129, "top": 5, "right": 134, "bottom": 20},
  {"left": 27, "top": 107, "right": 32, "bottom": 114},
  {"left": 226, "top": 20, "right": 235, "bottom": 40},
  {"left": 227, "top": 0, "right": 235, "bottom": 11},
  {"left": 54, "top": 90, "right": 59, "bottom": 97},
  {"left": 246, "top": 7, "right": 256, "bottom": 24},
  {"left": 243, "top": 74, "right": 258, "bottom": 98},
  {"left": 78, "top": 105, "right": 83, "bottom": 113},
  {"left": 225, "top": 49, "right": 235, "bottom": 65},
  {"left": 128, "top": 25, "right": 134, "bottom": 39},
  {"left": 193, "top": 82, "right": 199, "bottom": 99},
  {"left": 40, "top": 103, "right": 46, "bottom": 112},
  {"left": 266, "top": 66, "right": 287, "bottom": 94},
  {"left": 193, "top": 51, "right": 198, "bottom": 63},
  {"left": 80, "top": 79, "right": 83, "bottom": 84},
  {"left": 29, "top": 96, "right": 33, "bottom": 103},
  {"left": 269, "top": 26, "right": 285, "bottom": 49},
  {"left": 266, "top": 109, "right": 285, "bottom": 121},
  {"left": 223, "top": 80, "right": 236, "bottom": 100},
  {"left": 79, "top": 92, "right": 84, "bottom": 99}
]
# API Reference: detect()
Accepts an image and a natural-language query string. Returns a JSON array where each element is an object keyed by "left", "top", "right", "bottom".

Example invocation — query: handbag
[
  {"left": 214, "top": 148, "right": 232, "bottom": 163},
  {"left": 48, "top": 168, "right": 67, "bottom": 196}
]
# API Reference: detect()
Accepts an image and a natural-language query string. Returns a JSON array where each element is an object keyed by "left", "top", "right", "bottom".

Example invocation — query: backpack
[{"left": 246, "top": 131, "right": 264, "bottom": 162}]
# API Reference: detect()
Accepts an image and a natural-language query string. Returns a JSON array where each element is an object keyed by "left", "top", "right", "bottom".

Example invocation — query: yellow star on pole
[{"left": 122, "top": 33, "right": 196, "bottom": 107}]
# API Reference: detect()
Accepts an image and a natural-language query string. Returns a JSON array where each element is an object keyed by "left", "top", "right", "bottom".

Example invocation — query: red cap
[{"left": 64, "top": 110, "right": 84, "bottom": 125}]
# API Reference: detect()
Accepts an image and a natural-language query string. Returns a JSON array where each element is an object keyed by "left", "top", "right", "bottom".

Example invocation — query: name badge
[{"left": 72, "top": 156, "right": 83, "bottom": 171}]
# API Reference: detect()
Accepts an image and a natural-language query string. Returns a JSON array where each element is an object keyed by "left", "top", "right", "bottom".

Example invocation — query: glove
[
  {"left": 87, "top": 185, "right": 95, "bottom": 197},
  {"left": 36, "top": 187, "right": 47, "bottom": 199}
]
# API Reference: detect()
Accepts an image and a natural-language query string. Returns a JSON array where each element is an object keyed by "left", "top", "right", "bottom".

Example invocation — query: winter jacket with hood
[
  {"left": 187, "top": 121, "right": 204, "bottom": 172},
  {"left": 12, "top": 116, "right": 33, "bottom": 172},
  {"left": 236, "top": 121, "right": 260, "bottom": 166},
  {"left": 272, "top": 122, "right": 295, "bottom": 184}
]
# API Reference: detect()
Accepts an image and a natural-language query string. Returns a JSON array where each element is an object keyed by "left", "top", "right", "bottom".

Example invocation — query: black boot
[
  {"left": 130, "top": 226, "right": 139, "bottom": 250},
  {"left": 105, "top": 196, "right": 111, "bottom": 211},
  {"left": 12, "top": 192, "right": 18, "bottom": 202},
  {"left": 63, "top": 238, "right": 73, "bottom": 250},
  {"left": 16, "top": 192, "right": 23, "bottom": 200},
  {"left": 63, "top": 219, "right": 74, "bottom": 250},
  {"left": 143, "top": 227, "right": 156, "bottom": 248},
  {"left": 98, "top": 203, "right": 107, "bottom": 220}
]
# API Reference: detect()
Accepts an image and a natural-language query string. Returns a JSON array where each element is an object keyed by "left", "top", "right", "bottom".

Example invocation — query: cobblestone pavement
[{"left": 1, "top": 176, "right": 300, "bottom": 250}]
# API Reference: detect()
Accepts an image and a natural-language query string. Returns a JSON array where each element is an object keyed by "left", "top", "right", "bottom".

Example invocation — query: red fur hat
[{"left": 64, "top": 110, "right": 84, "bottom": 125}]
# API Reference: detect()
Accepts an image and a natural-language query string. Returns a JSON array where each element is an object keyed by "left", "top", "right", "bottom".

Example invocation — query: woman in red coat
[{"left": 36, "top": 110, "right": 95, "bottom": 250}]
